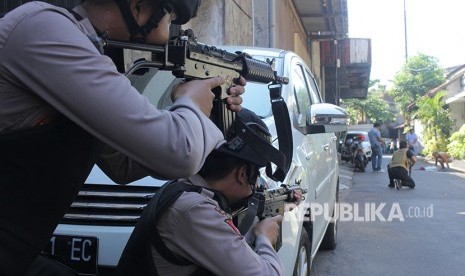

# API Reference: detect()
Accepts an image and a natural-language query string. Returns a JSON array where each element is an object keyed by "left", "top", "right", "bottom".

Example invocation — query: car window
[
  {"left": 291, "top": 62, "right": 312, "bottom": 130},
  {"left": 241, "top": 82, "right": 272, "bottom": 118},
  {"left": 127, "top": 66, "right": 180, "bottom": 109},
  {"left": 127, "top": 62, "right": 278, "bottom": 119},
  {"left": 240, "top": 55, "right": 285, "bottom": 118},
  {"left": 305, "top": 69, "right": 322, "bottom": 104}
]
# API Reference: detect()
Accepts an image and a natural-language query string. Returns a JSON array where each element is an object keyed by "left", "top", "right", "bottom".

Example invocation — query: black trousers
[{"left": 387, "top": 165, "right": 415, "bottom": 187}]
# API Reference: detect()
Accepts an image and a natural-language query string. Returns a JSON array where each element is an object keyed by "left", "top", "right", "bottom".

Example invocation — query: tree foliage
[
  {"left": 389, "top": 53, "right": 445, "bottom": 120},
  {"left": 415, "top": 91, "right": 453, "bottom": 155},
  {"left": 341, "top": 80, "right": 395, "bottom": 124}
]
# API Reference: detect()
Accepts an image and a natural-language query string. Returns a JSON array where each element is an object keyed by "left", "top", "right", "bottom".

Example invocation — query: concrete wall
[
  {"left": 450, "top": 103, "right": 465, "bottom": 131},
  {"left": 186, "top": 0, "right": 312, "bottom": 66},
  {"left": 447, "top": 78, "right": 465, "bottom": 131},
  {"left": 184, "top": 0, "right": 253, "bottom": 46},
  {"left": 273, "top": 0, "right": 310, "bottom": 65},
  {"left": 253, "top": 0, "right": 270, "bottom": 47},
  {"left": 183, "top": 0, "right": 226, "bottom": 45}
]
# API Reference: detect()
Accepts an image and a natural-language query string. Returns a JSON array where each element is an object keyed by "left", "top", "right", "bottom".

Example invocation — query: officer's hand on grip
[
  {"left": 254, "top": 215, "right": 283, "bottom": 245},
  {"left": 227, "top": 76, "right": 246, "bottom": 112},
  {"left": 172, "top": 78, "right": 222, "bottom": 117},
  {"left": 171, "top": 76, "right": 246, "bottom": 117}
]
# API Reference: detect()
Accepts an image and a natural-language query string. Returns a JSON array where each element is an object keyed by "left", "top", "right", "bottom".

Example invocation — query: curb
[{"left": 339, "top": 165, "right": 354, "bottom": 188}]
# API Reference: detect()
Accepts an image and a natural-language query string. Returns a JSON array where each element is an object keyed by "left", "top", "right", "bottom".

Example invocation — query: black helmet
[
  {"left": 165, "top": 0, "right": 201, "bottom": 25},
  {"left": 115, "top": 0, "right": 201, "bottom": 41},
  {"left": 217, "top": 109, "right": 285, "bottom": 171}
]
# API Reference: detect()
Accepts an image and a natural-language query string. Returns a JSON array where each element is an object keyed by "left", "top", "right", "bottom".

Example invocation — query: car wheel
[{"left": 293, "top": 227, "right": 311, "bottom": 276}]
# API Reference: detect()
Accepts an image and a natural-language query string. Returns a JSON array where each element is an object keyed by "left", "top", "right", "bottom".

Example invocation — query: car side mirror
[{"left": 305, "top": 103, "right": 349, "bottom": 134}]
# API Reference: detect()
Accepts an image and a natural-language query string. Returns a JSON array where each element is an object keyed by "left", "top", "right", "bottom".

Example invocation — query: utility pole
[{"left": 403, "top": 0, "right": 408, "bottom": 62}]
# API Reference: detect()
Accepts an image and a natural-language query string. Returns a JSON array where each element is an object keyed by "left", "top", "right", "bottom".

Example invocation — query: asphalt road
[{"left": 313, "top": 155, "right": 465, "bottom": 276}]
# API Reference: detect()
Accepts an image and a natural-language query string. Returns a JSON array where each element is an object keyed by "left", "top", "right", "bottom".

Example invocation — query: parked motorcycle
[
  {"left": 341, "top": 138, "right": 368, "bottom": 172},
  {"left": 351, "top": 138, "right": 368, "bottom": 172},
  {"left": 340, "top": 139, "right": 353, "bottom": 163}
]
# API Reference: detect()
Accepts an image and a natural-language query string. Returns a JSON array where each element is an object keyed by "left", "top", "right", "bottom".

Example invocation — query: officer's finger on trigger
[
  {"left": 274, "top": 215, "right": 283, "bottom": 223},
  {"left": 209, "top": 76, "right": 225, "bottom": 89}
]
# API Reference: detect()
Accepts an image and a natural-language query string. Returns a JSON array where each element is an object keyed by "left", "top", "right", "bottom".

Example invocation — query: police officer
[
  {"left": 116, "top": 109, "right": 285, "bottom": 276},
  {"left": 0, "top": 0, "right": 245, "bottom": 275},
  {"left": 387, "top": 140, "right": 417, "bottom": 189}
]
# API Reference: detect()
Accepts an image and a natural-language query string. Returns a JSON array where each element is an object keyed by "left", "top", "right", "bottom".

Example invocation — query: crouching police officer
[
  {"left": 116, "top": 109, "right": 285, "bottom": 276},
  {"left": 1, "top": 0, "right": 245, "bottom": 275},
  {"left": 387, "top": 140, "right": 417, "bottom": 189}
]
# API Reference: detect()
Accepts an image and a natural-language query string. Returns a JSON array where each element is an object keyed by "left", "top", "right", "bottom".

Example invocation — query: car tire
[
  {"left": 320, "top": 207, "right": 338, "bottom": 250},
  {"left": 320, "top": 188, "right": 339, "bottom": 250},
  {"left": 293, "top": 227, "right": 311, "bottom": 276}
]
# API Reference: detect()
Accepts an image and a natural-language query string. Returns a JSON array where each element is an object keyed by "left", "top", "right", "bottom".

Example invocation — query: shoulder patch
[
  {"left": 214, "top": 206, "right": 242, "bottom": 237},
  {"left": 225, "top": 218, "right": 242, "bottom": 237},
  {"left": 214, "top": 206, "right": 228, "bottom": 218}
]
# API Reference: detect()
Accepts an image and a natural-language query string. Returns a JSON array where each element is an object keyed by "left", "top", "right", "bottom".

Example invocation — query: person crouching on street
[
  {"left": 432, "top": 151, "right": 452, "bottom": 171},
  {"left": 387, "top": 140, "right": 416, "bottom": 189},
  {"left": 115, "top": 109, "right": 298, "bottom": 276}
]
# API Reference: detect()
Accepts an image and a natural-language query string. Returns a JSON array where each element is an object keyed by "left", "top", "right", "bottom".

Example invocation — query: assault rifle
[
  {"left": 105, "top": 29, "right": 288, "bottom": 135},
  {"left": 105, "top": 29, "right": 293, "bottom": 182},
  {"left": 255, "top": 183, "right": 307, "bottom": 220},
  {"left": 234, "top": 183, "right": 307, "bottom": 250}
]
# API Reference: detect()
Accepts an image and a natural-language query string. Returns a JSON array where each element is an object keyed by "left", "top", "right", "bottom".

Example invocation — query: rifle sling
[
  {"left": 268, "top": 83, "right": 293, "bottom": 182},
  {"left": 237, "top": 195, "right": 259, "bottom": 235}
]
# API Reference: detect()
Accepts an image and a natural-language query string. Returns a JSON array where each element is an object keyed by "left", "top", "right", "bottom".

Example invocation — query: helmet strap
[
  {"left": 139, "top": 4, "right": 173, "bottom": 39},
  {"left": 115, "top": 0, "right": 171, "bottom": 42},
  {"left": 245, "top": 164, "right": 259, "bottom": 187}
]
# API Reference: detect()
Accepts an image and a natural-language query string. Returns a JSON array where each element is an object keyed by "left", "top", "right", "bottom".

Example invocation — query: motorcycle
[
  {"left": 340, "top": 139, "right": 352, "bottom": 163},
  {"left": 341, "top": 138, "right": 368, "bottom": 172}
]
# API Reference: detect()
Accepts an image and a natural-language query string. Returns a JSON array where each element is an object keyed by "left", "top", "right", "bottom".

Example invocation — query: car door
[
  {"left": 305, "top": 68, "right": 338, "bottom": 198},
  {"left": 305, "top": 69, "right": 339, "bottom": 254},
  {"left": 288, "top": 57, "right": 331, "bottom": 248}
]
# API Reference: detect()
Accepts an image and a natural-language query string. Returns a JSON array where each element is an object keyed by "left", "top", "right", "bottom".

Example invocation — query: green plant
[
  {"left": 389, "top": 53, "right": 444, "bottom": 121},
  {"left": 447, "top": 124, "right": 465, "bottom": 160},
  {"left": 415, "top": 91, "right": 453, "bottom": 155}
]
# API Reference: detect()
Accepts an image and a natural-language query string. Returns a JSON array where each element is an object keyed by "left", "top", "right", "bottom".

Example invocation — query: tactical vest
[
  {"left": 116, "top": 181, "right": 228, "bottom": 276},
  {"left": 390, "top": 148, "right": 409, "bottom": 169},
  {"left": 0, "top": 119, "right": 102, "bottom": 275}
]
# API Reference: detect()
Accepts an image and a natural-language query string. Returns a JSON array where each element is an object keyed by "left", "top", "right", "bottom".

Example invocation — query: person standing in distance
[
  {"left": 405, "top": 128, "right": 419, "bottom": 155},
  {"left": 0, "top": 1, "right": 246, "bottom": 275},
  {"left": 368, "top": 122, "right": 385, "bottom": 172}
]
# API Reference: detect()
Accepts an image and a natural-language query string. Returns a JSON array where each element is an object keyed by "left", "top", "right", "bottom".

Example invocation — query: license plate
[{"left": 43, "top": 234, "right": 98, "bottom": 275}]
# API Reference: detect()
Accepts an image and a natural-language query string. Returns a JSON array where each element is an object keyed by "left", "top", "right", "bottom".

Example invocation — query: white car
[
  {"left": 345, "top": 131, "right": 372, "bottom": 161},
  {"left": 51, "top": 46, "right": 348, "bottom": 275}
]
